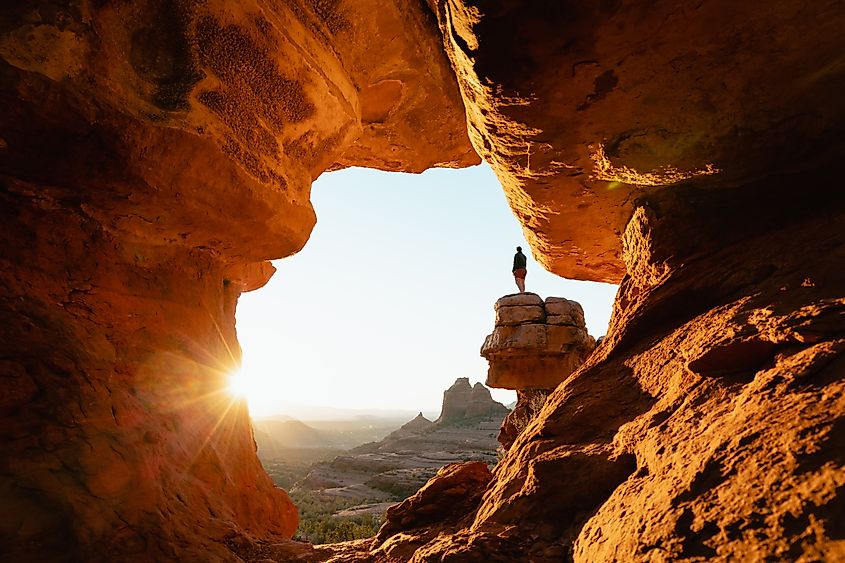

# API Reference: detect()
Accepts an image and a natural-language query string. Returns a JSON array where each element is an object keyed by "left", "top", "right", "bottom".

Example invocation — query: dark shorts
[{"left": 513, "top": 268, "right": 527, "bottom": 279}]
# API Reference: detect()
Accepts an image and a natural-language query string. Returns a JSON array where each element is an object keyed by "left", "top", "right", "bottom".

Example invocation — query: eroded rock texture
[
  {"left": 3, "top": 0, "right": 845, "bottom": 561},
  {"left": 430, "top": 0, "right": 845, "bottom": 282},
  {"left": 0, "top": 0, "right": 475, "bottom": 560},
  {"left": 481, "top": 293, "right": 595, "bottom": 451},
  {"left": 482, "top": 293, "right": 594, "bottom": 390}
]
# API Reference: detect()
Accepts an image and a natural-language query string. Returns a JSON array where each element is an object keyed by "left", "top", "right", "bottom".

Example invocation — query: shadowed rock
[{"left": 2, "top": 0, "right": 845, "bottom": 560}]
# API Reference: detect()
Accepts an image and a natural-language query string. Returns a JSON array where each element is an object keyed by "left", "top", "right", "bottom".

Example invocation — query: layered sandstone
[
  {"left": 481, "top": 293, "right": 595, "bottom": 450},
  {"left": 3, "top": 0, "right": 845, "bottom": 561},
  {"left": 481, "top": 293, "right": 595, "bottom": 390},
  {"left": 0, "top": 1, "right": 475, "bottom": 560}
]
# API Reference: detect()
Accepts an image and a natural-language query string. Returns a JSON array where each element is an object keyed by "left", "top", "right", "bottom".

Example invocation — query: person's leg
[{"left": 516, "top": 276, "right": 525, "bottom": 292}]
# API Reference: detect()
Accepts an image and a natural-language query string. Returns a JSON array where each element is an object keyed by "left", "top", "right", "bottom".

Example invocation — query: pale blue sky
[{"left": 235, "top": 164, "right": 618, "bottom": 417}]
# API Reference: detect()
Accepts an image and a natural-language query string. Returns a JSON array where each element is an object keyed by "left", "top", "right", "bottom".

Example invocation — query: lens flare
[{"left": 228, "top": 369, "right": 251, "bottom": 398}]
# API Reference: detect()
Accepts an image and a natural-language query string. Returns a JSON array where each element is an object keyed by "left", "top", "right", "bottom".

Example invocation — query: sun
[
  {"left": 228, "top": 369, "right": 253, "bottom": 399},
  {"left": 224, "top": 363, "right": 289, "bottom": 417}
]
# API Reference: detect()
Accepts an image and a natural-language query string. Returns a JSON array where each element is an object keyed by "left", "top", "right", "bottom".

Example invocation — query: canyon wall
[
  {"left": 0, "top": 0, "right": 475, "bottom": 560},
  {"left": 2, "top": 0, "right": 844, "bottom": 561}
]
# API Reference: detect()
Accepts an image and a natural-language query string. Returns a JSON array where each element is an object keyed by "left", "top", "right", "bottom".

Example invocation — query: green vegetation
[
  {"left": 295, "top": 513, "right": 380, "bottom": 544},
  {"left": 261, "top": 448, "right": 384, "bottom": 544},
  {"left": 259, "top": 447, "right": 343, "bottom": 489},
  {"left": 291, "top": 490, "right": 384, "bottom": 544}
]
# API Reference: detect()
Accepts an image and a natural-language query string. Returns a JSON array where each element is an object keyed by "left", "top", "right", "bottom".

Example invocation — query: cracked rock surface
[{"left": 2, "top": 0, "right": 845, "bottom": 561}]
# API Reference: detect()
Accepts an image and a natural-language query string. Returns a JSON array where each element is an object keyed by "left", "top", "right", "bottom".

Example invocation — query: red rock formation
[
  {"left": 429, "top": 0, "right": 845, "bottom": 282},
  {"left": 343, "top": 2, "right": 845, "bottom": 559},
  {"left": 496, "top": 389, "right": 549, "bottom": 452},
  {"left": 436, "top": 377, "right": 508, "bottom": 423},
  {"left": 466, "top": 382, "right": 508, "bottom": 418},
  {"left": 481, "top": 293, "right": 595, "bottom": 450},
  {"left": 0, "top": 1, "right": 475, "bottom": 560},
  {"left": 358, "top": 180, "right": 845, "bottom": 563},
  {"left": 482, "top": 293, "right": 595, "bottom": 390},
  {"left": 3, "top": 0, "right": 845, "bottom": 561}
]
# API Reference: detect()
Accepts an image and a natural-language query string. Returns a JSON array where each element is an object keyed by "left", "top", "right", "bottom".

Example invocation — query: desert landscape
[
  {"left": 1, "top": 0, "right": 844, "bottom": 561},
  {"left": 256, "top": 378, "right": 509, "bottom": 544}
]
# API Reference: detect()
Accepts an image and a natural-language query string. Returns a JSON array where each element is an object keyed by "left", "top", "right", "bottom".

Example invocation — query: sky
[{"left": 234, "top": 163, "right": 618, "bottom": 419}]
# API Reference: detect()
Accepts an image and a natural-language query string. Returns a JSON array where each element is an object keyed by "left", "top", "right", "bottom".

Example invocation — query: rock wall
[
  {"left": 2, "top": 0, "right": 845, "bottom": 561},
  {"left": 0, "top": 1, "right": 475, "bottom": 560}
]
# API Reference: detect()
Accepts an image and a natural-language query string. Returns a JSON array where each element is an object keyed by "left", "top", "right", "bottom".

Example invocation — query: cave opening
[
  {"left": 231, "top": 163, "right": 618, "bottom": 543},
  {"left": 3, "top": 0, "right": 844, "bottom": 559}
]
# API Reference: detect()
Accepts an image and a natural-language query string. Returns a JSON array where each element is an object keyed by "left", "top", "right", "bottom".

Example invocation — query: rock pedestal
[
  {"left": 481, "top": 294, "right": 595, "bottom": 390},
  {"left": 481, "top": 293, "right": 595, "bottom": 450}
]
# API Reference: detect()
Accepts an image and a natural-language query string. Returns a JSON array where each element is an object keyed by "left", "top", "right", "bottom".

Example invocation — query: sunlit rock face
[
  {"left": 2, "top": 0, "right": 845, "bottom": 561},
  {"left": 429, "top": 0, "right": 845, "bottom": 283},
  {"left": 481, "top": 293, "right": 595, "bottom": 451},
  {"left": 0, "top": 0, "right": 475, "bottom": 560},
  {"left": 482, "top": 293, "right": 594, "bottom": 390}
]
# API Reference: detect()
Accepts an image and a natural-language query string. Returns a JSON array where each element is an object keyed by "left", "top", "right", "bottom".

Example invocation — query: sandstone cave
[{"left": 1, "top": 1, "right": 844, "bottom": 562}]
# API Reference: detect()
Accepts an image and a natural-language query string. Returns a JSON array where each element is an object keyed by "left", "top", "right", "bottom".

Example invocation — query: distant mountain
[
  {"left": 253, "top": 416, "right": 410, "bottom": 459},
  {"left": 252, "top": 404, "right": 420, "bottom": 422},
  {"left": 254, "top": 419, "right": 330, "bottom": 449}
]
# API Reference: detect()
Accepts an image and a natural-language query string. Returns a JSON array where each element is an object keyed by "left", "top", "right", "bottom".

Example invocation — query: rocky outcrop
[
  {"left": 437, "top": 378, "right": 473, "bottom": 423},
  {"left": 481, "top": 293, "right": 595, "bottom": 390},
  {"left": 481, "top": 293, "right": 595, "bottom": 451},
  {"left": 374, "top": 462, "right": 492, "bottom": 552},
  {"left": 3, "top": 0, "right": 845, "bottom": 561},
  {"left": 467, "top": 383, "right": 505, "bottom": 418},
  {"left": 436, "top": 377, "right": 509, "bottom": 423},
  {"left": 496, "top": 389, "right": 549, "bottom": 452},
  {"left": 0, "top": 1, "right": 476, "bottom": 560}
]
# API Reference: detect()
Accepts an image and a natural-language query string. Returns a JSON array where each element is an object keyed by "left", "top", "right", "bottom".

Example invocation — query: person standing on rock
[{"left": 512, "top": 246, "right": 527, "bottom": 292}]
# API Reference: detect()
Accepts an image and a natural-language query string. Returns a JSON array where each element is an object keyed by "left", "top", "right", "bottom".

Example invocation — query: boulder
[
  {"left": 495, "top": 304, "right": 546, "bottom": 326},
  {"left": 544, "top": 298, "right": 586, "bottom": 326},
  {"left": 375, "top": 461, "right": 492, "bottom": 544},
  {"left": 481, "top": 297, "right": 595, "bottom": 390},
  {"left": 494, "top": 292, "right": 544, "bottom": 308}
]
